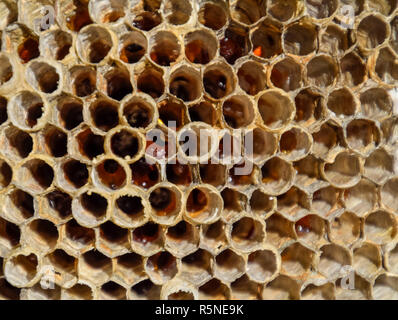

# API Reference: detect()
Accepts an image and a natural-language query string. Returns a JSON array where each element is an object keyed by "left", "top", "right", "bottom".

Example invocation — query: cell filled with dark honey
[
  {"left": 149, "top": 187, "right": 177, "bottom": 216},
  {"left": 76, "top": 129, "right": 105, "bottom": 160},
  {"left": 219, "top": 25, "right": 250, "bottom": 65},
  {"left": 18, "top": 37, "right": 40, "bottom": 64},
  {"left": 130, "top": 158, "right": 160, "bottom": 189},
  {"left": 166, "top": 162, "right": 192, "bottom": 186},
  {"left": 96, "top": 159, "right": 127, "bottom": 190}
]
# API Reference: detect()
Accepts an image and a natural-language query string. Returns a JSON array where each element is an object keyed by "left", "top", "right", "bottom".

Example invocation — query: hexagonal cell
[
  {"left": 339, "top": 52, "right": 366, "bottom": 87},
  {"left": 199, "top": 164, "right": 226, "bottom": 187},
  {"left": 165, "top": 220, "right": 198, "bottom": 258},
  {"left": 220, "top": 188, "right": 247, "bottom": 220},
  {"left": 306, "top": 55, "right": 338, "bottom": 88},
  {"left": 157, "top": 97, "right": 187, "bottom": 130},
  {"left": 149, "top": 184, "right": 182, "bottom": 225},
  {"left": 9, "top": 91, "right": 46, "bottom": 130},
  {"left": 75, "top": 128, "right": 105, "bottom": 160},
  {"left": 17, "top": 35, "right": 40, "bottom": 64},
  {"left": 114, "top": 253, "right": 145, "bottom": 286},
  {"left": 374, "top": 47, "right": 398, "bottom": 85},
  {"left": 26, "top": 61, "right": 61, "bottom": 94},
  {"left": 188, "top": 101, "right": 217, "bottom": 126},
  {"left": 219, "top": 24, "right": 250, "bottom": 65},
  {"left": 184, "top": 29, "right": 217, "bottom": 65},
  {"left": 130, "top": 158, "right": 160, "bottom": 189},
  {"left": 360, "top": 87, "right": 392, "bottom": 120},
  {"left": 329, "top": 211, "right": 361, "bottom": 246},
  {"left": 101, "top": 64, "right": 133, "bottom": 101},
  {"left": 319, "top": 23, "right": 349, "bottom": 57},
  {"left": 129, "top": 279, "right": 161, "bottom": 300},
  {"left": 44, "top": 249, "right": 77, "bottom": 288},
  {"left": 69, "top": 66, "right": 97, "bottom": 98},
  {"left": 335, "top": 273, "right": 371, "bottom": 300},
  {"left": 214, "top": 249, "right": 245, "bottom": 283},
  {"left": 327, "top": 87, "right": 357, "bottom": 116},
  {"left": 76, "top": 25, "right": 113, "bottom": 64},
  {"left": 230, "top": 274, "right": 261, "bottom": 300},
  {"left": 305, "top": 0, "right": 338, "bottom": 19},
  {"left": 357, "top": 14, "right": 389, "bottom": 50},
  {"left": 373, "top": 274, "right": 398, "bottom": 300},
  {"left": 136, "top": 65, "right": 165, "bottom": 99},
  {"left": 21, "top": 283, "right": 61, "bottom": 300},
  {"left": 249, "top": 189, "right": 275, "bottom": 218},
  {"left": 229, "top": 216, "right": 265, "bottom": 252},
  {"left": 63, "top": 0, "right": 93, "bottom": 32},
  {"left": 199, "top": 278, "right": 230, "bottom": 300},
  {"left": 200, "top": 220, "right": 228, "bottom": 256},
  {"left": 78, "top": 250, "right": 112, "bottom": 286},
  {"left": 381, "top": 116, "right": 398, "bottom": 146},
  {"left": 40, "top": 30, "right": 72, "bottom": 61},
  {"left": 17, "top": 158, "right": 54, "bottom": 193},
  {"left": 261, "top": 157, "right": 294, "bottom": 195},
  {"left": 61, "top": 283, "right": 94, "bottom": 300},
  {"left": 62, "top": 219, "right": 95, "bottom": 254},
  {"left": 6, "top": 189, "right": 35, "bottom": 223},
  {"left": 94, "top": 159, "right": 127, "bottom": 191},
  {"left": 3, "top": 126, "right": 33, "bottom": 160},
  {"left": 267, "top": 0, "right": 301, "bottom": 21},
  {"left": 163, "top": 0, "right": 192, "bottom": 25},
  {"left": 262, "top": 275, "right": 300, "bottom": 300},
  {"left": 353, "top": 242, "right": 381, "bottom": 278},
  {"left": 4, "top": 252, "right": 39, "bottom": 287},
  {"left": 301, "top": 282, "right": 335, "bottom": 300},
  {"left": 89, "top": 98, "right": 119, "bottom": 132},
  {"left": 119, "top": 31, "right": 147, "bottom": 64},
  {"left": 367, "top": 0, "right": 396, "bottom": 15},
  {"left": 345, "top": 119, "right": 380, "bottom": 155},
  {"left": 61, "top": 159, "right": 89, "bottom": 190},
  {"left": 149, "top": 31, "right": 181, "bottom": 67},
  {"left": 279, "top": 127, "right": 312, "bottom": 161},
  {"left": 381, "top": 177, "right": 398, "bottom": 212},
  {"left": 237, "top": 61, "right": 267, "bottom": 96},
  {"left": 323, "top": 152, "right": 361, "bottom": 188},
  {"left": 99, "top": 281, "right": 126, "bottom": 300},
  {"left": 169, "top": 65, "right": 202, "bottom": 102},
  {"left": 311, "top": 186, "right": 341, "bottom": 219},
  {"left": 89, "top": 0, "right": 127, "bottom": 24},
  {"left": 283, "top": 20, "right": 317, "bottom": 56},
  {"left": 97, "top": 221, "right": 129, "bottom": 258},
  {"left": 166, "top": 162, "right": 193, "bottom": 187},
  {"left": 364, "top": 210, "right": 397, "bottom": 244},
  {"left": 270, "top": 57, "right": 303, "bottom": 91},
  {"left": 277, "top": 187, "right": 310, "bottom": 219},
  {"left": 227, "top": 161, "right": 256, "bottom": 187},
  {"left": 131, "top": 222, "right": 164, "bottom": 257},
  {"left": 293, "top": 155, "right": 327, "bottom": 193},
  {"left": 72, "top": 191, "right": 109, "bottom": 227},
  {"left": 180, "top": 249, "right": 212, "bottom": 286},
  {"left": 186, "top": 185, "right": 223, "bottom": 224},
  {"left": 364, "top": 148, "right": 394, "bottom": 185},
  {"left": 318, "top": 244, "right": 352, "bottom": 279},
  {"left": 247, "top": 249, "right": 278, "bottom": 283},
  {"left": 230, "top": 0, "right": 266, "bottom": 25},
  {"left": 295, "top": 214, "right": 326, "bottom": 247},
  {"left": 294, "top": 88, "right": 324, "bottom": 128},
  {"left": 0, "top": 278, "right": 20, "bottom": 300},
  {"left": 198, "top": 1, "right": 227, "bottom": 30},
  {"left": 0, "top": 217, "right": 20, "bottom": 256},
  {"left": 24, "top": 219, "right": 58, "bottom": 253},
  {"left": 131, "top": 11, "right": 162, "bottom": 32},
  {"left": 0, "top": 159, "right": 12, "bottom": 190},
  {"left": 203, "top": 62, "right": 235, "bottom": 99},
  {"left": 145, "top": 251, "right": 178, "bottom": 285},
  {"left": 251, "top": 19, "right": 282, "bottom": 59},
  {"left": 265, "top": 213, "right": 296, "bottom": 248},
  {"left": 281, "top": 242, "right": 314, "bottom": 277},
  {"left": 113, "top": 192, "right": 146, "bottom": 228},
  {"left": 43, "top": 126, "right": 67, "bottom": 158},
  {"left": 222, "top": 95, "right": 255, "bottom": 129},
  {"left": 343, "top": 179, "right": 377, "bottom": 217}
]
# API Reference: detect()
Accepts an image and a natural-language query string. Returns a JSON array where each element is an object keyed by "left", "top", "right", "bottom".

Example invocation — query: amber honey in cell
[
  {"left": 149, "top": 188, "right": 176, "bottom": 216},
  {"left": 130, "top": 158, "right": 159, "bottom": 189}
]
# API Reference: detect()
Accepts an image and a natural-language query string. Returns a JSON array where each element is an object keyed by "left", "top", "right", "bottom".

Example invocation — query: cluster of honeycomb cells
[{"left": 0, "top": 0, "right": 398, "bottom": 300}]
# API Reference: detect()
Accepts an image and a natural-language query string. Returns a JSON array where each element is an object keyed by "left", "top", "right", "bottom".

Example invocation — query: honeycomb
[{"left": 0, "top": 0, "right": 398, "bottom": 300}]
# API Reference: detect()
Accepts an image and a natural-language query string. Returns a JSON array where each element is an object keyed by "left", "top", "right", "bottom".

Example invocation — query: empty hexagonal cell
[
  {"left": 69, "top": 66, "right": 97, "bottom": 98},
  {"left": 113, "top": 192, "right": 147, "bottom": 228},
  {"left": 230, "top": 274, "right": 261, "bottom": 300},
  {"left": 169, "top": 65, "right": 202, "bottom": 102},
  {"left": 131, "top": 222, "right": 164, "bottom": 257},
  {"left": 227, "top": 161, "right": 256, "bottom": 187},
  {"left": 149, "top": 31, "right": 181, "bottom": 67},
  {"left": 62, "top": 283, "right": 94, "bottom": 300},
  {"left": 130, "top": 158, "right": 160, "bottom": 189},
  {"left": 357, "top": 14, "right": 389, "bottom": 50},
  {"left": 230, "top": 0, "right": 266, "bottom": 25},
  {"left": 9, "top": 91, "right": 45, "bottom": 130},
  {"left": 215, "top": 131, "right": 241, "bottom": 164},
  {"left": 145, "top": 251, "right": 178, "bottom": 285},
  {"left": 364, "top": 148, "right": 394, "bottom": 185},
  {"left": 0, "top": 159, "right": 12, "bottom": 190},
  {"left": 0, "top": 278, "right": 20, "bottom": 300},
  {"left": 364, "top": 210, "right": 397, "bottom": 244},
  {"left": 244, "top": 128, "right": 277, "bottom": 165},
  {"left": 318, "top": 244, "right": 352, "bottom": 279},
  {"left": 199, "top": 278, "right": 230, "bottom": 300},
  {"left": 101, "top": 65, "right": 132, "bottom": 101},
  {"left": 258, "top": 90, "right": 294, "bottom": 131},
  {"left": 339, "top": 52, "right": 366, "bottom": 87},
  {"left": 17, "top": 34, "right": 40, "bottom": 64},
  {"left": 293, "top": 155, "right": 327, "bottom": 192},
  {"left": 24, "top": 219, "right": 58, "bottom": 253},
  {"left": 166, "top": 162, "right": 193, "bottom": 187},
  {"left": 157, "top": 97, "right": 187, "bottom": 129},
  {"left": 214, "top": 249, "right": 245, "bottom": 283},
  {"left": 185, "top": 185, "right": 223, "bottom": 224},
  {"left": 260, "top": 157, "right": 294, "bottom": 195},
  {"left": 319, "top": 23, "right": 349, "bottom": 57},
  {"left": 40, "top": 30, "right": 73, "bottom": 61},
  {"left": 249, "top": 189, "right": 275, "bottom": 218},
  {"left": 360, "top": 87, "right": 392, "bottom": 120},
  {"left": 375, "top": 46, "right": 398, "bottom": 84},
  {"left": 2, "top": 126, "right": 33, "bottom": 161},
  {"left": 312, "top": 121, "right": 346, "bottom": 161},
  {"left": 188, "top": 101, "right": 217, "bottom": 126},
  {"left": 343, "top": 179, "right": 377, "bottom": 217},
  {"left": 97, "top": 221, "right": 129, "bottom": 258},
  {"left": 283, "top": 19, "right": 317, "bottom": 56},
  {"left": 129, "top": 279, "right": 161, "bottom": 300},
  {"left": 89, "top": 0, "right": 127, "bottom": 24},
  {"left": 5, "top": 189, "right": 35, "bottom": 223},
  {"left": 279, "top": 127, "right": 312, "bottom": 161},
  {"left": 131, "top": 9, "right": 162, "bottom": 32},
  {"left": 17, "top": 158, "right": 54, "bottom": 193},
  {"left": 367, "top": 0, "right": 396, "bottom": 15},
  {"left": 203, "top": 62, "right": 235, "bottom": 100},
  {"left": 0, "top": 217, "right": 20, "bottom": 256},
  {"left": 149, "top": 184, "right": 182, "bottom": 225},
  {"left": 200, "top": 220, "right": 228, "bottom": 255},
  {"left": 72, "top": 191, "right": 109, "bottom": 227},
  {"left": 180, "top": 249, "right": 212, "bottom": 286},
  {"left": 323, "top": 152, "right": 361, "bottom": 188},
  {"left": 281, "top": 242, "right": 314, "bottom": 277},
  {"left": 136, "top": 65, "right": 165, "bottom": 99},
  {"left": 4, "top": 252, "right": 39, "bottom": 287},
  {"left": 89, "top": 98, "right": 119, "bottom": 132},
  {"left": 335, "top": 273, "right": 371, "bottom": 300},
  {"left": 199, "top": 164, "right": 226, "bottom": 188},
  {"left": 294, "top": 88, "right": 324, "bottom": 127},
  {"left": 345, "top": 119, "right": 380, "bottom": 155},
  {"left": 262, "top": 275, "right": 300, "bottom": 300},
  {"left": 305, "top": 0, "right": 338, "bottom": 19},
  {"left": 99, "top": 281, "right": 126, "bottom": 300},
  {"left": 229, "top": 216, "right": 265, "bottom": 252},
  {"left": 114, "top": 253, "right": 145, "bottom": 286},
  {"left": 306, "top": 55, "right": 338, "bottom": 88},
  {"left": 327, "top": 87, "right": 357, "bottom": 116},
  {"left": 62, "top": 219, "right": 95, "bottom": 254},
  {"left": 295, "top": 215, "right": 326, "bottom": 247},
  {"left": 222, "top": 95, "right": 255, "bottom": 129},
  {"left": 237, "top": 61, "right": 267, "bottom": 96},
  {"left": 122, "top": 96, "right": 156, "bottom": 130},
  {"left": 109, "top": 129, "right": 143, "bottom": 162},
  {"left": 381, "top": 177, "right": 398, "bottom": 212},
  {"left": 44, "top": 249, "right": 77, "bottom": 287},
  {"left": 75, "top": 129, "right": 104, "bottom": 160},
  {"left": 329, "top": 211, "right": 361, "bottom": 246},
  {"left": 184, "top": 29, "right": 217, "bottom": 65},
  {"left": 0, "top": 0, "right": 17, "bottom": 30},
  {"left": 76, "top": 25, "right": 113, "bottom": 64},
  {"left": 270, "top": 57, "right": 302, "bottom": 91},
  {"left": 219, "top": 24, "right": 250, "bottom": 65},
  {"left": 373, "top": 274, "right": 398, "bottom": 300},
  {"left": 119, "top": 31, "right": 147, "bottom": 64},
  {"left": 60, "top": 159, "right": 89, "bottom": 191},
  {"left": 311, "top": 186, "right": 341, "bottom": 218},
  {"left": 251, "top": 19, "right": 282, "bottom": 59},
  {"left": 277, "top": 187, "right": 310, "bottom": 219},
  {"left": 265, "top": 213, "right": 295, "bottom": 248},
  {"left": 165, "top": 220, "right": 198, "bottom": 258},
  {"left": 268, "top": 0, "right": 302, "bottom": 21},
  {"left": 0, "top": 96, "right": 8, "bottom": 126},
  {"left": 78, "top": 250, "right": 112, "bottom": 286},
  {"left": 163, "top": 0, "right": 192, "bottom": 25},
  {"left": 94, "top": 159, "right": 127, "bottom": 191},
  {"left": 26, "top": 61, "right": 61, "bottom": 94},
  {"left": 0, "top": 53, "right": 13, "bottom": 88},
  {"left": 353, "top": 242, "right": 381, "bottom": 278},
  {"left": 301, "top": 282, "right": 335, "bottom": 300},
  {"left": 247, "top": 249, "right": 278, "bottom": 283},
  {"left": 42, "top": 126, "right": 67, "bottom": 158}
]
